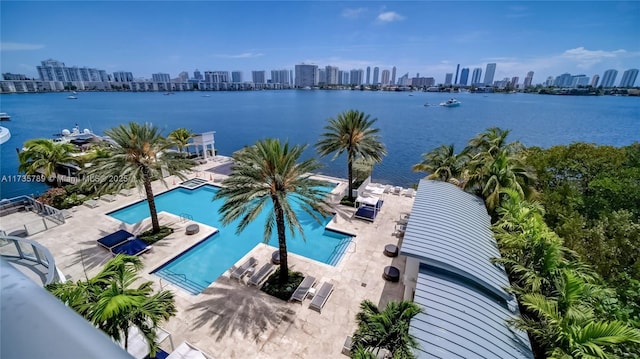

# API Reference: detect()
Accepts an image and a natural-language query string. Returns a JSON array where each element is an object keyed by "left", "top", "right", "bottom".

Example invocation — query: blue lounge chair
[
  {"left": 354, "top": 206, "right": 377, "bottom": 222},
  {"left": 111, "top": 238, "right": 151, "bottom": 256},
  {"left": 97, "top": 229, "right": 136, "bottom": 249}
]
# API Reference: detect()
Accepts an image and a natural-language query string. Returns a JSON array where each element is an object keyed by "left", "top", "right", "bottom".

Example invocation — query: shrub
[
  {"left": 138, "top": 226, "right": 174, "bottom": 244},
  {"left": 261, "top": 268, "right": 304, "bottom": 301},
  {"left": 37, "top": 187, "right": 67, "bottom": 208}
]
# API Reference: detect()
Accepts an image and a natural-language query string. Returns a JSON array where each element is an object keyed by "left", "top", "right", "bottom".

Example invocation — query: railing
[
  {"left": 0, "top": 195, "right": 66, "bottom": 236},
  {"left": 157, "top": 268, "right": 203, "bottom": 294},
  {"left": 178, "top": 213, "right": 193, "bottom": 222},
  {"left": 0, "top": 234, "right": 64, "bottom": 285},
  {"left": 327, "top": 237, "right": 355, "bottom": 266}
]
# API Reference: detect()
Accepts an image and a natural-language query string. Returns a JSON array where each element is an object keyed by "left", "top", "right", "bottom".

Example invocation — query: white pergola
[{"left": 189, "top": 131, "right": 216, "bottom": 159}]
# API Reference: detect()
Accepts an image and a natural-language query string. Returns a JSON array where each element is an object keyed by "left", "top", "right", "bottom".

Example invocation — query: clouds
[
  {"left": 561, "top": 47, "right": 627, "bottom": 69},
  {"left": 1, "top": 42, "right": 44, "bottom": 51},
  {"left": 214, "top": 52, "right": 264, "bottom": 59},
  {"left": 377, "top": 11, "right": 405, "bottom": 23},
  {"left": 341, "top": 7, "right": 367, "bottom": 19}
]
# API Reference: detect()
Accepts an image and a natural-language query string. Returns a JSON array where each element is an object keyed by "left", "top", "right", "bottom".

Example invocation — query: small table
[
  {"left": 271, "top": 251, "right": 280, "bottom": 265},
  {"left": 383, "top": 266, "right": 400, "bottom": 282},
  {"left": 383, "top": 244, "right": 399, "bottom": 257},
  {"left": 185, "top": 224, "right": 199, "bottom": 235},
  {"left": 307, "top": 287, "right": 316, "bottom": 299}
]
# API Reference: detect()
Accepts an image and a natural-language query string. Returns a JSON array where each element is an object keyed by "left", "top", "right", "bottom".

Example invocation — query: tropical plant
[
  {"left": 47, "top": 255, "right": 176, "bottom": 357},
  {"left": 18, "top": 139, "right": 78, "bottom": 186},
  {"left": 412, "top": 144, "right": 468, "bottom": 186},
  {"left": 351, "top": 300, "right": 423, "bottom": 358},
  {"left": 80, "top": 123, "right": 195, "bottom": 233},
  {"left": 316, "top": 110, "right": 387, "bottom": 202},
  {"left": 466, "top": 127, "right": 523, "bottom": 158},
  {"left": 214, "top": 138, "right": 331, "bottom": 284},
  {"left": 167, "top": 128, "right": 193, "bottom": 153}
]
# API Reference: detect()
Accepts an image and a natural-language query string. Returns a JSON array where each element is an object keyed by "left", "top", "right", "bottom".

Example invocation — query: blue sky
[{"left": 2, "top": 1, "right": 639, "bottom": 84}]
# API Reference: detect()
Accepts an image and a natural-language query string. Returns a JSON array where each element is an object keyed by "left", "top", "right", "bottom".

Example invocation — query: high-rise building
[
  {"left": 366, "top": 66, "right": 371, "bottom": 85},
  {"left": 523, "top": 71, "right": 534, "bottom": 87},
  {"left": 601, "top": 69, "right": 618, "bottom": 87},
  {"left": 373, "top": 67, "right": 380, "bottom": 85},
  {"left": 381, "top": 69, "right": 390, "bottom": 85},
  {"left": 294, "top": 64, "right": 318, "bottom": 87},
  {"left": 397, "top": 73, "right": 410, "bottom": 86},
  {"left": 231, "top": 71, "right": 243, "bottom": 83},
  {"left": 511, "top": 77, "right": 519, "bottom": 87},
  {"left": 270, "top": 69, "right": 290, "bottom": 85},
  {"left": 341, "top": 71, "right": 350, "bottom": 85},
  {"left": 326, "top": 66, "right": 339, "bottom": 85},
  {"left": 484, "top": 63, "right": 496, "bottom": 86},
  {"left": 350, "top": 69, "right": 364, "bottom": 85},
  {"left": 193, "top": 69, "right": 203, "bottom": 80},
  {"left": 391, "top": 66, "right": 396, "bottom": 85},
  {"left": 444, "top": 73, "right": 453, "bottom": 85},
  {"left": 177, "top": 71, "right": 189, "bottom": 82},
  {"left": 571, "top": 75, "right": 589, "bottom": 87},
  {"left": 318, "top": 69, "right": 326, "bottom": 84},
  {"left": 590, "top": 74, "right": 599, "bottom": 87},
  {"left": 113, "top": 71, "right": 133, "bottom": 82},
  {"left": 545, "top": 76, "right": 554, "bottom": 86},
  {"left": 619, "top": 69, "right": 639, "bottom": 87},
  {"left": 553, "top": 73, "right": 573, "bottom": 87},
  {"left": 459, "top": 68, "right": 469, "bottom": 86},
  {"left": 151, "top": 73, "right": 171, "bottom": 82},
  {"left": 471, "top": 68, "right": 482, "bottom": 85},
  {"left": 454, "top": 64, "right": 460, "bottom": 85},
  {"left": 252, "top": 71, "right": 266, "bottom": 84},
  {"left": 204, "top": 71, "right": 229, "bottom": 83}
]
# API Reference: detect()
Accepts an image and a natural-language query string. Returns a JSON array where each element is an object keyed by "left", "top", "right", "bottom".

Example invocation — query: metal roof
[
  {"left": 411, "top": 266, "right": 533, "bottom": 359},
  {"left": 400, "top": 180, "right": 511, "bottom": 300}
]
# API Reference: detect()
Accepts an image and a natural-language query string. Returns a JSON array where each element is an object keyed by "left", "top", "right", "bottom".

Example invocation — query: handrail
[
  {"left": 161, "top": 268, "right": 203, "bottom": 292},
  {"left": 178, "top": 213, "right": 193, "bottom": 222}
]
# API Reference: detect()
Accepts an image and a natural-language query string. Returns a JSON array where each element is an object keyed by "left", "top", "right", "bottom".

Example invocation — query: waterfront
[{"left": 0, "top": 90, "right": 638, "bottom": 198}]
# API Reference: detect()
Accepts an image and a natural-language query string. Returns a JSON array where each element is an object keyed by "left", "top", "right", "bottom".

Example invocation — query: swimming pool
[{"left": 108, "top": 184, "right": 352, "bottom": 294}]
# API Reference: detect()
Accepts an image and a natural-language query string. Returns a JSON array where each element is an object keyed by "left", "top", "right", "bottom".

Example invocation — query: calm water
[{"left": 0, "top": 91, "right": 638, "bottom": 198}]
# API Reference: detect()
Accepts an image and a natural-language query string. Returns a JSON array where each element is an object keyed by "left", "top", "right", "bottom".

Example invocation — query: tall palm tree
[
  {"left": 167, "top": 127, "right": 193, "bottom": 153},
  {"left": 412, "top": 144, "right": 469, "bottom": 186},
  {"left": 18, "top": 139, "right": 78, "bottom": 186},
  {"left": 352, "top": 300, "right": 423, "bottom": 358},
  {"left": 214, "top": 138, "right": 331, "bottom": 284},
  {"left": 316, "top": 110, "right": 387, "bottom": 202},
  {"left": 466, "top": 127, "right": 523, "bottom": 158},
  {"left": 47, "top": 255, "right": 177, "bottom": 357},
  {"left": 81, "top": 123, "right": 195, "bottom": 233}
]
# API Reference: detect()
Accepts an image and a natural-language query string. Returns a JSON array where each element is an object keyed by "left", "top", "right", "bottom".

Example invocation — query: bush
[
  {"left": 340, "top": 195, "right": 355, "bottom": 207},
  {"left": 37, "top": 187, "right": 67, "bottom": 208},
  {"left": 261, "top": 268, "right": 304, "bottom": 301},
  {"left": 138, "top": 226, "right": 174, "bottom": 244}
]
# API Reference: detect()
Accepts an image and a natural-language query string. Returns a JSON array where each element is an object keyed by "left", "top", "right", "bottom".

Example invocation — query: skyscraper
[
  {"left": 619, "top": 69, "right": 639, "bottom": 87},
  {"left": 193, "top": 69, "right": 203, "bottom": 80},
  {"left": 366, "top": 66, "right": 371, "bottom": 85},
  {"left": 391, "top": 66, "right": 396, "bottom": 85},
  {"left": 373, "top": 67, "right": 380, "bottom": 85},
  {"left": 484, "top": 63, "right": 496, "bottom": 86},
  {"left": 601, "top": 69, "right": 618, "bottom": 87},
  {"left": 523, "top": 71, "right": 534, "bottom": 87},
  {"left": 590, "top": 74, "right": 599, "bottom": 87},
  {"left": 294, "top": 64, "right": 318, "bottom": 87},
  {"left": 471, "top": 68, "right": 482, "bottom": 85},
  {"left": 252, "top": 71, "right": 266, "bottom": 84},
  {"left": 459, "top": 68, "right": 469, "bottom": 86},
  {"left": 444, "top": 73, "right": 453, "bottom": 85},
  {"left": 381, "top": 69, "right": 390, "bottom": 85},
  {"left": 350, "top": 69, "right": 364, "bottom": 85},
  {"left": 231, "top": 71, "right": 243, "bottom": 83},
  {"left": 511, "top": 77, "right": 519, "bottom": 87},
  {"left": 151, "top": 73, "right": 171, "bottom": 82},
  {"left": 326, "top": 66, "right": 339, "bottom": 85},
  {"left": 454, "top": 64, "right": 460, "bottom": 85},
  {"left": 270, "top": 69, "right": 290, "bottom": 85}
]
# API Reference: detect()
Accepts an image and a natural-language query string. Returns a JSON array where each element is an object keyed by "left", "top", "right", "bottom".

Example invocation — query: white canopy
[
  {"left": 356, "top": 193, "right": 380, "bottom": 207},
  {"left": 166, "top": 342, "right": 210, "bottom": 359}
]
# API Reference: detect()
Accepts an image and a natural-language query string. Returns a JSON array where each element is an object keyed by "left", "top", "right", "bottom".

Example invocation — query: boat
[
  {"left": 67, "top": 95, "right": 78, "bottom": 99},
  {"left": 53, "top": 124, "right": 101, "bottom": 145},
  {"left": 440, "top": 98, "right": 461, "bottom": 107},
  {"left": 0, "top": 112, "right": 10, "bottom": 121},
  {"left": 0, "top": 126, "right": 11, "bottom": 145}
]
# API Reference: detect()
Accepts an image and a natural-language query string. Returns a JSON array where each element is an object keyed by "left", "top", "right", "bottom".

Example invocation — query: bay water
[{"left": 0, "top": 90, "right": 638, "bottom": 199}]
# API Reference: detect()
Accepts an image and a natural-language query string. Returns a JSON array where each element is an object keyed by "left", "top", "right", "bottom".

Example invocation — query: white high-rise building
[
  {"left": 366, "top": 67, "right": 371, "bottom": 84},
  {"left": 619, "top": 69, "right": 639, "bottom": 87},
  {"left": 391, "top": 66, "right": 396, "bottom": 85},
  {"left": 294, "top": 64, "right": 318, "bottom": 87},
  {"left": 590, "top": 74, "right": 600, "bottom": 87},
  {"left": 350, "top": 69, "right": 364, "bottom": 85},
  {"left": 152, "top": 73, "right": 171, "bottom": 82},
  {"left": 601, "top": 69, "right": 618, "bottom": 87},
  {"left": 381, "top": 69, "right": 390, "bottom": 85},
  {"left": 325, "top": 66, "right": 339, "bottom": 85},
  {"left": 270, "top": 69, "right": 290, "bottom": 85},
  {"left": 523, "top": 71, "right": 534, "bottom": 87},
  {"left": 373, "top": 67, "right": 380, "bottom": 85},
  {"left": 444, "top": 73, "right": 453, "bottom": 85},
  {"left": 484, "top": 63, "right": 496, "bottom": 86},
  {"left": 252, "top": 71, "right": 266, "bottom": 84},
  {"left": 231, "top": 71, "right": 243, "bottom": 83},
  {"left": 471, "top": 68, "right": 482, "bottom": 85}
]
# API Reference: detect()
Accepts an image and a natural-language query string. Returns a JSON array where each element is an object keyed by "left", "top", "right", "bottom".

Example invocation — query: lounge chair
[
  {"left": 119, "top": 189, "right": 134, "bottom": 197},
  {"left": 403, "top": 188, "right": 416, "bottom": 197},
  {"left": 393, "top": 186, "right": 403, "bottom": 195},
  {"left": 83, "top": 199, "right": 100, "bottom": 208},
  {"left": 111, "top": 238, "right": 151, "bottom": 256},
  {"left": 383, "top": 185, "right": 392, "bottom": 194},
  {"left": 354, "top": 206, "right": 377, "bottom": 222},
  {"left": 394, "top": 223, "right": 407, "bottom": 237},
  {"left": 290, "top": 275, "right": 316, "bottom": 302},
  {"left": 97, "top": 229, "right": 136, "bottom": 249},
  {"left": 61, "top": 209, "right": 73, "bottom": 219},
  {"left": 101, "top": 194, "right": 117, "bottom": 202},
  {"left": 342, "top": 336, "right": 353, "bottom": 356},
  {"left": 247, "top": 263, "right": 275, "bottom": 286},
  {"left": 309, "top": 282, "right": 334, "bottom": 313},
  {"left": 230, "top": 257, "right": 258, "bottom": 280}
]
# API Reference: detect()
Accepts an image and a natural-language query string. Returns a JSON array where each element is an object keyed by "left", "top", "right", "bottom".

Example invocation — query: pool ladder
[
  {"left": 179, "top": 213, "right": 193, "bottom": 222},
  {"left": 159, "top": 269, "right": 203, "bottom": 294}
]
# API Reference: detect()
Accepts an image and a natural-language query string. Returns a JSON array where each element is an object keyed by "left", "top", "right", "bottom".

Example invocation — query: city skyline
[{"left": 1, "top": 2, "right": 639, "bottom": 84}]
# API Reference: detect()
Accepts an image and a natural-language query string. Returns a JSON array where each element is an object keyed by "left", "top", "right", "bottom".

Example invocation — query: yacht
[
  {"left": 67, "top": 95, "right": 78, "bottom": 99},
  {"left": 440, "top": 98, "right": 461, "bottom": 107},
  {"left": 0, "top": 126, "right": 10, "bottom": 145},
  {"left": 0, "top": 112, "right": 10, "bottom": 121},
  {"left": 53, "top": 125, "right": 100, "bottom": 145}
]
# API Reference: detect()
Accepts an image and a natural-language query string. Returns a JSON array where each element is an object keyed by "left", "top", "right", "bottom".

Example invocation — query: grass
[
  {"left": 138, "top": 226, "right": 174, "bottom": 244},
  {"left": 261, "top": 268, "right": 304, "bottom": 301}
]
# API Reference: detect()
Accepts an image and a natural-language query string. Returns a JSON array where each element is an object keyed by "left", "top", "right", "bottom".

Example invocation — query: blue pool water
[{"left": 108, "top": 184, "right": 352, "bottom": 294}]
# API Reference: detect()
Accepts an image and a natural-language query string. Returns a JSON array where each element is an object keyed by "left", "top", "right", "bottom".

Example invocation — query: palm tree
[
  {"left": 412, "top": 144, "right": 469, "bottom": 186},
  {"left": 316, "top": 110, "right": 387, "bottom": 202},
  {"left": 352, "top": 300, "right": 423, "bottom": 358},
  {"left": 80, "top": 122, "right": 195, "bottom": 233},
  {"left": 18, "top": 139, "right": 78, "bottom": 186},
  {"left": 466, "top": 127, "right": 523, "bottom": 158},
  {"left": 47, "top": 255, "right": 177, "bottom": 357},
  {"left": 167, "top": 127, "right": 193, "bottom": 153},
  {"left": 214, "top": 138, "right": 331, "bottom": 284}
]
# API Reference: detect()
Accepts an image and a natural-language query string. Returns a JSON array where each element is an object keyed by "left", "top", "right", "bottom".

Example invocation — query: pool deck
[{"left": 23, "top": 157, "right": 416, "bottom": 358}]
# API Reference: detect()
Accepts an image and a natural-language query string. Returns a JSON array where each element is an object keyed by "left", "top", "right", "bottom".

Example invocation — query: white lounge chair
[
  {"left": 309, "top": 282, "right": 334, "bottom": 313},
  {"left": 402, "top": 188, "right": 416, "bottom": 197},
  {"left": 101, "top": 194, "right": 117, "bottom": 202},
  {"left": 119, "top": 189, "right": 134, "bottom": 197},
  {"left": 383, "top": 185, "right": 392, "bottom": 194},
  {"left": 230, "top": 257, "right": 257, "bottom": 280},
  {"left": 247, "top": 263, "right": 275, "bottom": 286},
  {"left": 393, "top": 186, "right": 402, "bottom": 195},
  {"left": 83, "top": 199, "right": 100, "bottom": 208},
  {"left": 290, "top": 275, "right": 316, "bottom": 302}
]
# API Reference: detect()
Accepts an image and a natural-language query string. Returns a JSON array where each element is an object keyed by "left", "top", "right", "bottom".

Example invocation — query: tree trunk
[
  {"left": 272, "top": 196, "right": 289, "bottom": 284},
  {"left": 347, "top": 157, "right": 354, "bottom": 202},
  {"left": 142, "top": 167, "right": 160, "bottom": 233}
]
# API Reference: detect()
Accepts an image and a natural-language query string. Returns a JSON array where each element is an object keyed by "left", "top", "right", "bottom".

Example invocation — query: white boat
[
  {"left": 440, "top": 98, "right": 461, "bottom": 107},
  {"left": 0, "top": 126, "right": 11, "bottom": 145},
  {"left": 53, "top": 125, "right": 99, "bottom": 145},
  {"left": 67, "top": 95, "right": 78, "bottom": 99},
  {"left": 0, "top": 112, "right": 10, "bottom": 121}
]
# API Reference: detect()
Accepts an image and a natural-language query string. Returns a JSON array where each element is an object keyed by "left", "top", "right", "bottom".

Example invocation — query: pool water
[{"left": 108, "top": 185, "right": 352, "bottom": 294}]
